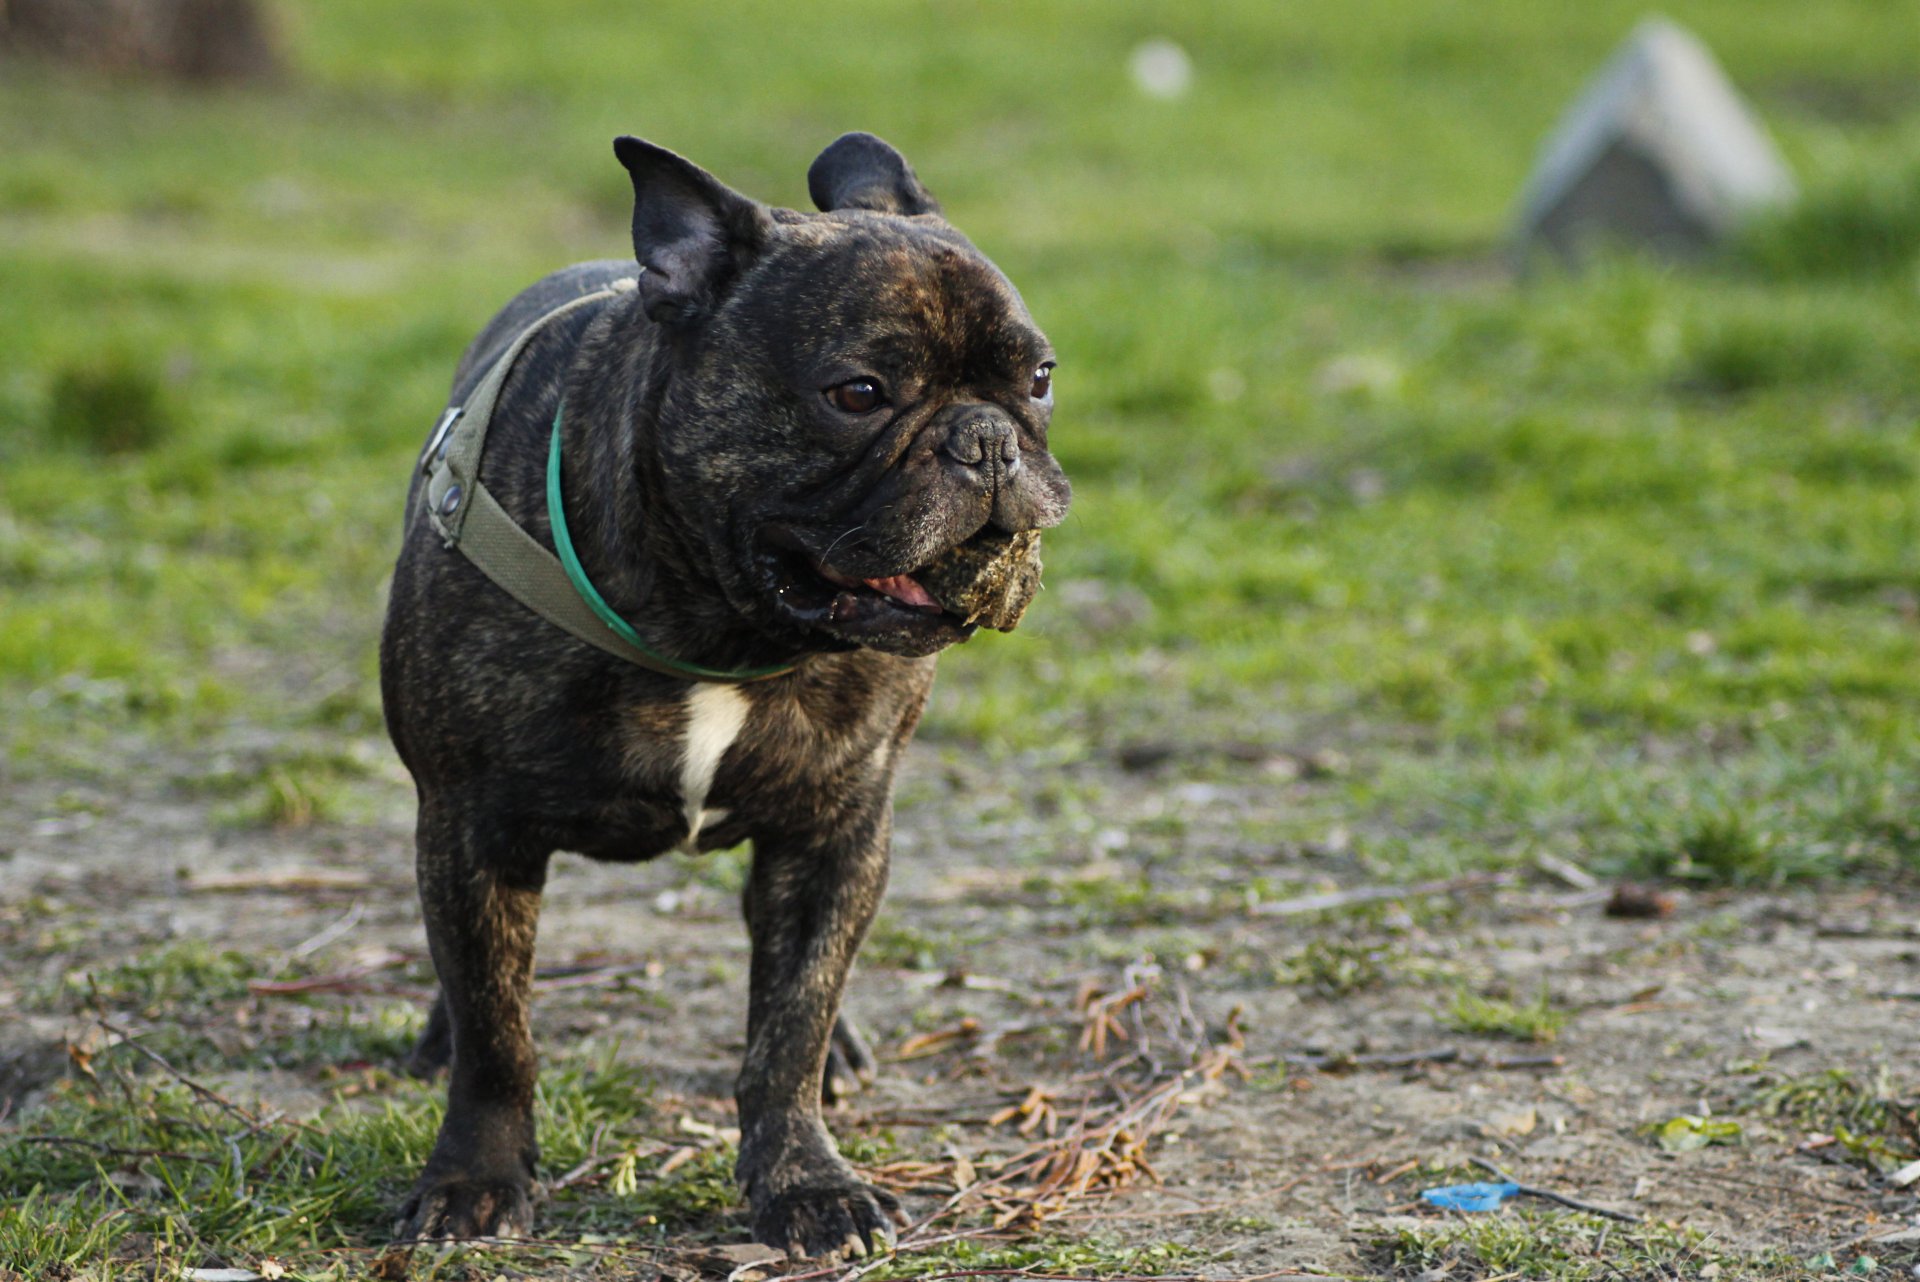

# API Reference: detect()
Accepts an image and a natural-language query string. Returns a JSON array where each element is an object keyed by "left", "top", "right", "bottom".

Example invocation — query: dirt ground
[{"left": 3, "top": 729, "right": 1919, "bottom": 1278}]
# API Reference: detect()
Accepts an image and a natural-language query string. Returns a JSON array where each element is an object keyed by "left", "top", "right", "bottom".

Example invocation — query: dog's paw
[
  {"left": 753, "top": 1181, "right": 906, "bottom": 1261},
  {"left": 393, "top": 1175, "right": 535, "bottom": 1242},
  {"left": 822, "top": 1014, "right": 878, "bottom": 1105}
]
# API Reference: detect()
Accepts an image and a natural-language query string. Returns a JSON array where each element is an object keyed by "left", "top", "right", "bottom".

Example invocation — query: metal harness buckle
[{"left": 420, "top": 405, "right": 463, "bottom": 474}]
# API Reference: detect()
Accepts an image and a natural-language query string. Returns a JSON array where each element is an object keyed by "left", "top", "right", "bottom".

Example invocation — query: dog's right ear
[{"left": 614, "top": 136, "right": 772, "bottom": 325}]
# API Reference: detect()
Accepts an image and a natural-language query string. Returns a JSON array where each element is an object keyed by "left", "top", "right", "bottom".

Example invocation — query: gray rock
[{"left": 1513, "top": 17, "right": 1796, "bottom": 263}]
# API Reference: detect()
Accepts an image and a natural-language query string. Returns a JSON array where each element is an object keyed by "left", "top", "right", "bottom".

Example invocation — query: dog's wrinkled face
[
  {"left": 615, "top": 133, "right": 1071, "bottom": 658},
  {"left": 698, "top": 221, "right": 1069, "bottom": 656}
]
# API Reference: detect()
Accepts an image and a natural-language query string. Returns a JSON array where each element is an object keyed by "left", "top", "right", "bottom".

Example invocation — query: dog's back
[{"left": 448, "top": 260, "right": 634, "bottom": 402}]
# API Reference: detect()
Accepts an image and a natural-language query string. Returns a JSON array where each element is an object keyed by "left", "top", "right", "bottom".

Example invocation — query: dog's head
[{"left": 614, "top": 133, "right": 1070, "bottom": 659}]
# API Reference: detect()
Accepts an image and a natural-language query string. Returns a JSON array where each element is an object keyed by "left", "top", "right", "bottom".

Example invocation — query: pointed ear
[
  {"left": 613, "top": 136, "right": 771, "bottom": 325},
  {"left": 807, "top": 132, "right": 941, "bottom": 216}
]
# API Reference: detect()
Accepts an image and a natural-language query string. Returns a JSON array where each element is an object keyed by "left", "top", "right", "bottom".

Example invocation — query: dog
[{"left": 378, "top": 131, "right": 1069, "bottom": 1259}]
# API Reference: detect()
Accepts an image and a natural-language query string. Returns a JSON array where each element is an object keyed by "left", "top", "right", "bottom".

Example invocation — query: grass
[
  {"left": 862, "top": 917, "right": 944, "bottom": 972},
  {"left": 0, "top": 1035, "right": 703, "bottom": 1279},
  {"left": 69, "top": 939, "right": 260, "bottom": 1015},
  {"left": 43, "top": 354, "right": 178, "bottom": 455},
  {"left": 3, "top": 0, "right": 1920, "bottom": 1276},
  {"left": 1734, "top": 1065, "right": 1920, "bottom": 1174},
  {"left": 1439, "top": 984, "right": 1569, "bottom": 1043},
  {"left": 859, "top": 1239, "right": 1205, "bottom": 1280},
  {"left": 0, "top": 5, "right": 1917, "bottom": 894},
  {"left": 33, "top": 939, "right": 425, "bottom": 1077},
  {"left": 1278, "top": 937, "right": 1400, "bottom": 997},
  {"left": 181, "top": 744, "right": 380, "bottom": 828},
  {"left": 0, "top": 1012, "right": 1182, "bottom": 1280},
  {"left": 1375, "top": 1212, "right": 1815, "bottom": 1281}
]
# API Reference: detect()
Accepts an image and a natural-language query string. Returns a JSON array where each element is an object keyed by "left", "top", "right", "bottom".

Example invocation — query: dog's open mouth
[
  {"left": 758, "top": 529, "right": 974, "bottom": 656},
  {"left": 813, "top": 563, "right": 945, "bottom": 615},
  {"left": 758, "top": 525, "right": 1043, "bottom": 657}
]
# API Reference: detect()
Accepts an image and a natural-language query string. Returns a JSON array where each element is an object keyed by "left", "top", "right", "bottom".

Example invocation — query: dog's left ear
[
  {"left": 807, "top": 132, "right": 941, "bottom": 216},
  {"left": 614, "top": 136, "right": 772, "bottom": 325}
]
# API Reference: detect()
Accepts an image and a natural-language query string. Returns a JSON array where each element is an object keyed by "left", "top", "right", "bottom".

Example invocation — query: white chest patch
[{"left": 678, "top": 683, "right": 750, "bottom": 848}]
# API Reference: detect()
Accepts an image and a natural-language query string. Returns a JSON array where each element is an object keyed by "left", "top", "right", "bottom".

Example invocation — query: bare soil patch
[{"left": 3, "top": 735, "right": 1917, "bottom": 1277}]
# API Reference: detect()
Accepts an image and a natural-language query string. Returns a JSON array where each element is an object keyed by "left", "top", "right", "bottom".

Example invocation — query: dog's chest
[
  {"left": 614, "top": 665, "right": 916, "bottom": 859},
  {"left": 671, "top": 684, "right": 751, "bottom": 850}
]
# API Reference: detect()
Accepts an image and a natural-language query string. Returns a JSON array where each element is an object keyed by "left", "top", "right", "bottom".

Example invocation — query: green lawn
[{"left": 6, "top": 0, "right": 1917, "bottom": 881}]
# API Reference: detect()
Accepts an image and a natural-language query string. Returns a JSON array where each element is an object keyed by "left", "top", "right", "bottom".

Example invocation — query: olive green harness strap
[{"left": 419, "top": 278, "right": 794, "bottom": 683}]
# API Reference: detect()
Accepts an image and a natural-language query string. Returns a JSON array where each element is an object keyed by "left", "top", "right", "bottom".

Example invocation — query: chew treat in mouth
[{"left": 917, "top": 530, "right": 1043, "bottom": 631}]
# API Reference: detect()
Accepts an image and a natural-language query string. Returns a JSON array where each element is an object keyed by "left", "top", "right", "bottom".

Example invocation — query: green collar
[{"left": 547, "top": 403, "right": 796, "bottom": 683}]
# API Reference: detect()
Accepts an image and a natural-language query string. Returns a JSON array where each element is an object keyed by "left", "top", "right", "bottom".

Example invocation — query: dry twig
[
  {"left": 1468, "top": 1155, "right": 1642, "bottom": 1223},
  {"left": 1250, "top": 871, "right": 1515, "bottom": 918},
  {"left": 878, "top": 962, "right": 1244, "bottom": 1238}
]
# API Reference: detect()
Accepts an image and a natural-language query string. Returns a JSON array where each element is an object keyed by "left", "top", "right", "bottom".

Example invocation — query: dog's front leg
[
  {"left": 736, "top": 804, "right": 904, "bottom": 1260},
  {"left": 394, "top": 802, "right": 548, "bottom": 1241}
]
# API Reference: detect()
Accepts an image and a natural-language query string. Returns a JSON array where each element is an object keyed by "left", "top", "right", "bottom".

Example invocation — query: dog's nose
[{"left": 940, "top": 416, "right": 1020, "bottom": 469}]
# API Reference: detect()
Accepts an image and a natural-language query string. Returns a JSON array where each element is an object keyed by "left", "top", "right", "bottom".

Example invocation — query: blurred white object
[
  {"left": 1206, "top": 367, "right": 1246, "bottom": 402},
  {"left": 1513, "top": 17, "right": 1796, "bottom": 263},
  {"left": 1315, "top": 353, "right": 1401, "bottom": 399},
  {"left": 1129, "top": 38, "right": 1193, "bottom": 100}
]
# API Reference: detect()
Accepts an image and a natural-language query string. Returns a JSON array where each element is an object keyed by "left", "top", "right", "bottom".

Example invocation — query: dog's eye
[
  {"left": 826, "top": 379, "right": 885, "bottom": 415},
  {"left": 1030, "top": 363, "right": 1054, "bottom": 400}
]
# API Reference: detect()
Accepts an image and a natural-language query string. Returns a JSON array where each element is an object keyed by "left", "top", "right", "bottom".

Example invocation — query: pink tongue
[{"left": 863, "top": 573, "right": 940, "bottom": 610}]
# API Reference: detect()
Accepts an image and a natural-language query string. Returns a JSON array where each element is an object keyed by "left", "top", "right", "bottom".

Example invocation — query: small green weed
[
  {"left": 668, "top": 842, "right": 752, "bottom": 897},
  {"left": 67, "top": 939, "right": 258, "bottom": 1016},
  {"left": 864, "top": 917, "right": 943, "bottom": 971},
  {"left": 44, "top": 354, "right": 176, "bottom": 454},
  {"left": 863, "top": 1237, "right": 1203, "bottom": 1280},
  {"left": 1646, "top": 1113, "right": 1745, "bottom": 1152},
  {"left": 1377, "top": 1211, "right": 1803, "bottom": 1281},
  {"left": 260, "top": 1005, "right": 423, "bottom": 1073},
  {"left": 1029, "top": 871, "right": 1205, "bottom": 928},
  {"left": 40, "top": 941, "right": 426, "bottom": 1075},
  {"left": 1744, "top": 1065, "right": 1908, "bottom": 1133},
  {"left": 239, "top": 763, "right": 339, "bottom": 827},
  {"left": 1665, "top": 802, "right": 1784, "bottom": 882},
  {"left": 602, "top": 1144, "right": 740, "bottom": 1235},
  {"left": 1280, "top": 937, "right": 1399, "bottom": 996},
  {"left": 188, "top": 748, "right": 374, "bottom": 829},
  {"left": 1439, "top": 984, "right": 1568, "bottom": 1043},
  {"left": 1680, "top": 307, "right": 1875, "bottom": 394},
  {"left": 535, "top": 1048, "right": 656, "bottom": 1166},
  {"left": 0, "top": 1188, "right": 127, "bottom": 1279},
  {"left": 1741, "top": 157, "right": 1920, "bottom": 280},
  {"left": 1737, "top": 1066, "right": 1920, "bottom": 1172}
]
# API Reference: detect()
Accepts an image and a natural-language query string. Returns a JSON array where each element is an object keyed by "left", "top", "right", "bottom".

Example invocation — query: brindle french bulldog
[{"left": 378, "top": 132, "right": 1069, "bottom": 1259}]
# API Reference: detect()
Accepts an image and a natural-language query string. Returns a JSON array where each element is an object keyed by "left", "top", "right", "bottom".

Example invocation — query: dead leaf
[
  {"left": 368, "top": 1248, "right": 412, "bottom": 1282},
  {"left": 895, "top": 1018, "right": 980, "bottom": 1059},
  {"left": 658, "top": 1145, "right": 700, "bottom": 1176},
  {"left": 947, "top": 1145, "right": 977, "bottom": 1191},
  {"left": 1652, "top": 1114, "right": 1742, "bottom": 1152},
  {"left": 686, "top": 1242, "right": 785, "bottom": 1281},
  {"left": 677, "top": 1116, "right": 740, "bottom": 1145}
]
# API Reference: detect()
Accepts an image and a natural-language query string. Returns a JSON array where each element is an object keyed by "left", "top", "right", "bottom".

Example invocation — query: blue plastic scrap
[{"left": 1420, "top": 1181, "right": 1522, "bottom": 1212}]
